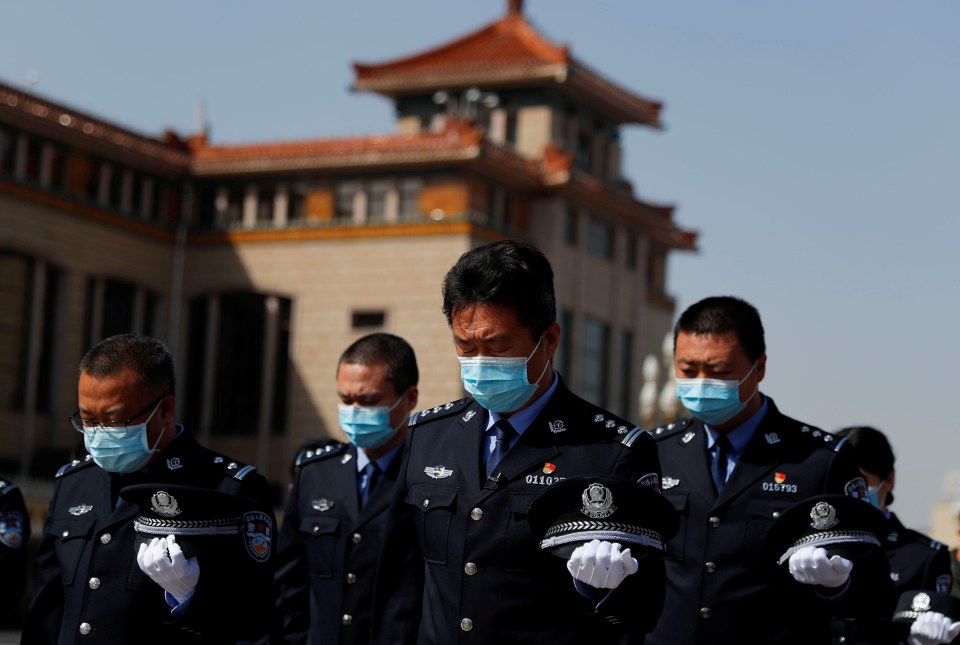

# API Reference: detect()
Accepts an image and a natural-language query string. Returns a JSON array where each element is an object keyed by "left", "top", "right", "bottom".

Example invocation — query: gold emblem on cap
[
  {"left": 912, "top": 592, "right": 931, "bottom": 612},
  {"left": 150, "top": 491, "right": 182, "bottom": 517},
  {"left": 581, "top": 483, "right": 616, "bottom": 519},
  {"left": 809, "top": 501, "right": 838, "bottom": 530}
]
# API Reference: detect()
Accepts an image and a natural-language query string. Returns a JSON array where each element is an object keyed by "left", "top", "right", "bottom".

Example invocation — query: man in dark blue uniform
[
  {"left": 23, "top": 333, "right": 275, "bottom": 644},
  {"left": 0, "top": 476, "right": 30, "bottom": 628},
  {"left": 372, "top": 241, "right": 667, "bottom": 645},
  {"left": 834, "top": 425, "right": 955, "bottom": 644},
  {"left": 649, "top": 296, "right": 892, "bottom": 644},
  {"left": 271, "top": 333, "right": 419, "bottom": 644}
]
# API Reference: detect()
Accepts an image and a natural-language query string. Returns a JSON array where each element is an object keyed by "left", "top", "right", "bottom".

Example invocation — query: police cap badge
[
  {"left": 527, "top": 475, "right": 679, "bottom": 558},
  {"left": 765, "top": 493, "right": 886, "bottom": 567},
  {"left": 892, "top": 590, "right": 960, "bottom": 624}
]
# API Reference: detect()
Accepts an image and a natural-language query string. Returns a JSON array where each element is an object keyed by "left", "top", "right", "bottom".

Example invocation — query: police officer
[
  {"left": 649, "top": 296, "right": 893, "bottom": 644},
  {"left": 271, "top": 333, "right": 419, "bottom": 644},
  {"left": 372, "top": 241, "right": 667, "bottom": 645},
  {"left": 834, "top": 426, "right": 955, "bottom": 644},
  {"left": 0, "top": 476, "right": 30, "bottom": 627},
  {"left": 23, "top": 333, "right": 275, "bottom": 644}
]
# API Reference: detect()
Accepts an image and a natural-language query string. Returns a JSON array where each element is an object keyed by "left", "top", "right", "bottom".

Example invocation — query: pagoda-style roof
[{"left": 353, "top": 2, "right": 662, "bottom": 127}]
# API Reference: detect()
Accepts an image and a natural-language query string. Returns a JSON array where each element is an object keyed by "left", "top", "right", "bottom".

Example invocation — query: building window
[
  {"left": 617, "top": 330, "right": 633, "bottom": 418},
  {"left": 184, "top": 292, "right": 292, "bottom": 437},
  {"left": 0, "top": 128, "right": 14, "bottom": 176},
  {"left": 564, "top": 204, "right": 578, "bottom": 246},
  {"left": 0, "top": 253, "right": 60, "bottom": 414},
  {"left": 580, "top": 316, "right": 610, "bottom": 407},
  {"left": 368, "top": 180, "right": 390, "bottom": 222},
  {"left": 352, "top": 310, "right": 386, "bottom": 329},
  {"left": 256, "top": 186, "right": 275, "bottom": 223},
  {"left": 288, "top": 184, "right": 307, "bottom": 221},
  {"left": 399, "top": 178, "right": 422, "bottom": 217},
  {"left": 505, "top": 111, "right": 518, "bottom": 146},
  {"left": 586, "top": 216, "right": 613, "bottom": 260},
  {"left": 83, "top": 277, "right": 158, "bottom": 345},
  {"left": 24, "top": 135, "right": 42, "bottom": 183},
  {"left": 335, "top": 182, "right": 358, "bottom": 219}
]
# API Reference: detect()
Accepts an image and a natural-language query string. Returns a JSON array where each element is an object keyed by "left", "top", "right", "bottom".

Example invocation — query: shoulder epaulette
[
  {"left": 55, "top": 455, "right": 96, "bottom": 478},
  {"left": 650, "top": 417, "right": 694, "bottom": 440},
  {"left": 903, "top": 528, "right": 949, "bottom": 552},
  {"left": 793, "top": 424, "right": 845, "bottom": 451},
  {"left": 216, "top": 457, "right": 258, "bottom": 481},
  {"left": 295, "top": 441, "right": 347, "bottom": 467},
  {"left": 618, "top": 426, "right": 649, "bottom": 448},
  {"left": 409, "top": 398, "right": 472, "bottom": 427}
]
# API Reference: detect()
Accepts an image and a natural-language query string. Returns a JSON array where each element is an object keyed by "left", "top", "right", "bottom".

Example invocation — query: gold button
[
  {"left": 342, "top": 614, "right": 353, "bottom": 626},
  {"left": 79, "top": 622, "right": 92, "bottom": 635},
  {"left": 464, "top": 563, "right": 477, "bottom": 575},
  {"left": 460, "top": 618, "right": 474, "bottom": 632},
  {"left": 351, "top": 533, "right": 362, "bottom": 544},
  {"left": 346, "top": 573, "right": 357, "bottom": 584},
  {"left": 709, "top": 516, "right": 720, "bottom": 528},
  {"left": 88, "top": 577, "right": 101, "bottom": 590},
  {"left": 470, "top": 508, "right": 483, "bottom": 521},
  {"left": 422, "top": 499, "right": 430, "bottom": 508},
  {"left": 705, "top": 562, "right": 716, "bottom": 574},
  {"left": 700, "top": 608, "right": 711, "bottom": 619},
  {"left": 99, "top": 533, "right": 112, "bottom": 544}
]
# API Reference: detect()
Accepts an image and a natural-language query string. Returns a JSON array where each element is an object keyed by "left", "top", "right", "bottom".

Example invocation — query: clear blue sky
[{"left": 2, "top": 0, "right": 957, "bottom": 532}]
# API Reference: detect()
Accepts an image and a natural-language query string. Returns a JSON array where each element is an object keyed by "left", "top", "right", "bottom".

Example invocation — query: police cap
[
  {"left": 527, "top": 475, "right": 679, "bottom": 558},
  {"left": 119, "top": 483, "right": 273, "bottom": 563},
  {"left": 892, "top": 590, "right": 960, "bottom": 624},
  {"left": 765, "top": 493, "right": 886, "bottom": 567}
]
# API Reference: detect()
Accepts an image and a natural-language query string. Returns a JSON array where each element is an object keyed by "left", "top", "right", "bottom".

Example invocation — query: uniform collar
[
  {"left": 486, "top": 370, "right": 559, "bottom": 437},
  {"left": 704, "top": 394, "right": 769, "bottom": 459},
  {"left": 356, "top": 443, "right": 403, "bottom": 473}
]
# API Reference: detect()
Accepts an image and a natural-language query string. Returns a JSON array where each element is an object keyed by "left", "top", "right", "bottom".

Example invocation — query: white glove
[
  {"left": 566, "top": 539, "right": 639, "bottom": 590},
  {"left": 136, "top": 534, "right": 200, "bottom": 604},
  {"left": 787, "top": 546, "right": 852, "bottom": 588},
  {"left": 908, "top": 611, "right": 960, "bottom": 645}
]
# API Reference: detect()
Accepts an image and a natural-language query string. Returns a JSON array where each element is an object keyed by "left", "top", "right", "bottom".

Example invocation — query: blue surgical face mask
[
  {"left": 458, "top": 334, "right": 549, "bottom": 413},
  {"left": 338, "top": 393, "right": 406, "bottom": 449},
  {"left": 867, "top": 480, "right": 887, "bottom": 509},
  {"left": 675, "top": 361, "right": 759, "bottom": 426},
  {"left": 83, "top": 402, "right": 165, "bottom": 473}
]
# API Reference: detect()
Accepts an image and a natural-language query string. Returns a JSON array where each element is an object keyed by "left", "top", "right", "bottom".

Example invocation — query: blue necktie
[
  {"left": 486, "top": 419, "right": 516, "bottom": 477},
  {"left": 359, "top": 461, "right": 381, "bottom": 508},
  {"left": 711, "top": 434, "right": 733, "bottom": 493}
]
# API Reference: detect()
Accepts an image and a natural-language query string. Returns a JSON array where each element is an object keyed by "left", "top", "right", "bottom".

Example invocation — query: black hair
[
  {"left": 338, "top": 333, "right": 419, "bottom": 395},
  {"left": 834, "top": 426, "right": 895, "bottom": 505},
  {"left": 78, "top": 333, "right": 175, "bottom": 396},
  {"left": 674, "top": 296, "right": 765, "bottom": 361},
  {"left": 441, "top": 240, "right": 556, "bottom": 339},
  {"left": 833, "top": 426, "right": 895, "bottom": 478}
]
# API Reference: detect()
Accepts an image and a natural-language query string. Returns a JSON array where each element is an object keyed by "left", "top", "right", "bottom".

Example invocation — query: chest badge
[
  {"left": 462, "top": 410, "right": 476, "bottom": 423},
  {"left": 548, "top": 420, "right": 566, "bottom": 434},
  {"left": 762, "top": 472, "right": 798, "bottom": 493},
  {"left": 341, "top": 453, "right": 353, "bottom": 465},
  {"left": 765, "top": 433, "right": 781, "bottom": 444},
  {"left": 774, "top": 472, "right": 786, "bottom": 484},
  {"left": 424, "top": 465, "right": 453, "bottom": 479},
  {"left": 312, "top": 498, "right": 334, "bottom": 512},
  {"left": 543, "top": 463, "right": 556, "bottom": 475},
  {"left": 662, "top": 476, "right": 680, "bottom": 490},
  {"left": 68, "top": 504, "right": 93, "bottom": 516},
  {"left": 682, "top": 432, "right": 695, "bottom": 444},
  {"left": 166, "top": 457, "right": 183, "bottom": 470}
]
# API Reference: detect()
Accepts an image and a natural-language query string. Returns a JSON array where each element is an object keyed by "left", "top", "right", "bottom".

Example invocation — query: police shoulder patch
[
  {"left": 409, "top": 398, "right": 472, "bottom": 427},
  {"left": 295, "top": 441, "right": 347, "bottom": 467},
  {"left": 55, "top": 456, "right": 96, "bottom": 478},
  {"left": 651, "top": 417, "right": 694, "bottom": 441},
  {"left": 905, "top": 528, "right": 948, "bottom": 552}
]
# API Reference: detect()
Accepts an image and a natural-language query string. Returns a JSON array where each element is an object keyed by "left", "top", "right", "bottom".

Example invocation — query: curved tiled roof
[{"left": 353, "top": 8, "right": 661, "bottom": 126}]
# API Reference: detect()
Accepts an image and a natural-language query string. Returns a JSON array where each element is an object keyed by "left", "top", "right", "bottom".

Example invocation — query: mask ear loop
[{"left": 526, "top": 333, "right": 551, "bottom": 387}]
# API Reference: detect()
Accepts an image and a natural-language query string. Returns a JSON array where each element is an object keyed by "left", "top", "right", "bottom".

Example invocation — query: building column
[
  {"left": 13, "top": 133, "right": 28, "bottom": 180},
  {"left": 353, "top": 189, "right": 368, "bottom": 225},
  {"left": 88, "top": 277, "right": 105, "bottom": 347},
  {"left": 39, "top": 143, "right": 54, "bottom": 187},
  {"left": 384, "top": 182, "right": 399, "bottom": 222},
  {"left": 257, "top": 296, "right": 280, "bottom": 466},
  {"left": 97, "top": 163, "right": 112, "bottom": 206},
  {"left": 19, "top": 260, "right": 47, "bottom": 479},
  {"left": 274, "top": 184, "right": 289, "bottom": 226},
  {"left": 243, "top": 184, "right": 258, "bottom": 228},
  {"left": 199, "top": 295, "right": 220, "bottom": 444}
]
